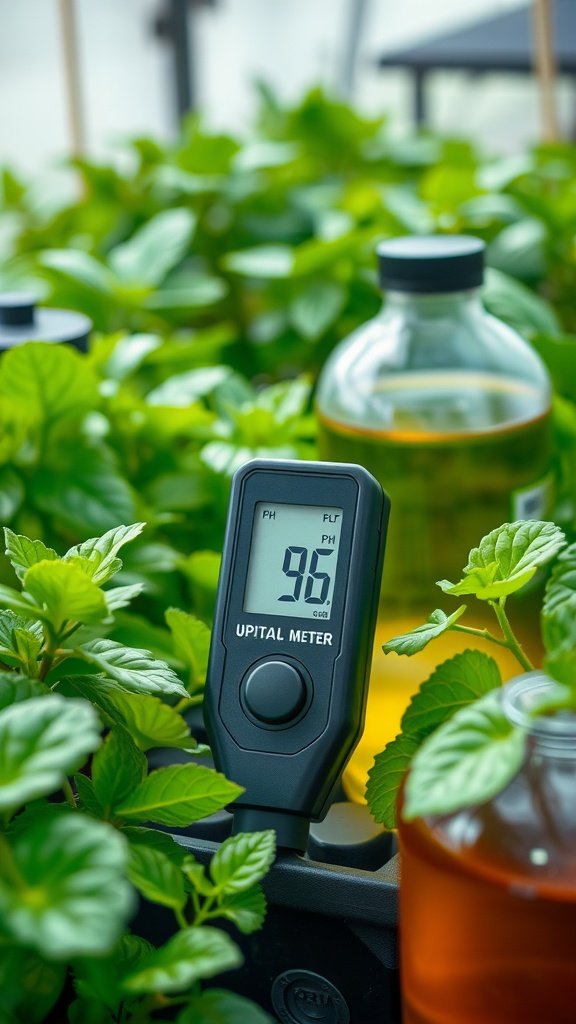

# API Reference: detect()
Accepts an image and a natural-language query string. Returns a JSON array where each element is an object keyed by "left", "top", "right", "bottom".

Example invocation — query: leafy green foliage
[
  {"left": 367, "top": 651, "right": 500, "bottom": 826},
  {"left": 366, "top": 734, "right": 421, "bottom": 830},
  {"left": 25, "top": 560, "right": 109, "bottom": 628},
  {"left": 399, "top": 651, "right": 502, "bottom": 740},
  {"left": 438, "top": 520, "right": 565, "bottom": 599},
  {"left": 91, "top": 728, "right": 147, "bottom": 814},
  {"left": 65, "top": 522, "right": 146, "bottom": 583},
  {"left": 0, "top": 523, "right": 272, "bottom": 1022},
  {"left": 115, "top": 763, "right": 242, "bottom": 826},
  {"left": 4, "top": 530, "right": 58, "bottom": 581},
  {"left": 165, "top": 607, "right": 211, "bottom": 692},
  {"left": 77, "top": 638, "right": 188, "bottom": 698},
  {"left": 127, "top": 843, "right": 187, "bottom": 912},
  {"left": 0, "top": 947, "right": 65, "bottom": 1024},
  {"left": 541, "top": 541, "right": 576, "bottom": 651},
  {"left": 0, "top": 696, "right": 100, "bottom": 809},
  {"left": 209, "top": 830, "right": 276, "bottom": 893},
  {"left": 121, "top": 927, "right": 242, "bottom": 994},
  {"left": 383, "top": 606, "right": 467, "bottom": 656},
  {"left": 370, "top": 513, "right": 576, "bottom": 823},
  {"left": 0, "top": 811, "right": 133, "bottom": 957},
  {"left": 81, "top": 685, "right": 200, "bottom": 752},
  {"left": 403, "top": 691, "right": 527, "bottom": 820}
]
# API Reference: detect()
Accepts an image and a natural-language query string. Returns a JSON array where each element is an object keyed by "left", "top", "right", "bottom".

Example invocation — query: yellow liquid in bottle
[{"left": 317, "top": 372, "right": 553, "bottom": 803}]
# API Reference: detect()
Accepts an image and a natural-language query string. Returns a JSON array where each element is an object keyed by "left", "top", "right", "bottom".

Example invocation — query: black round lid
[
  {"left": 0, "top": 293, "right": 92, "bottom": 352},
  {"left": 377, "top": 235, "right": 485, "bottom": 293}
]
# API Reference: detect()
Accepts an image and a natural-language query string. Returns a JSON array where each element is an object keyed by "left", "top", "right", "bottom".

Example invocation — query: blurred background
[
  {"left": 1, "top": 0, "right": 574, "bottom": 168},
  {"left": 0, "top": 0, "right": 575, "bottom": 639}
]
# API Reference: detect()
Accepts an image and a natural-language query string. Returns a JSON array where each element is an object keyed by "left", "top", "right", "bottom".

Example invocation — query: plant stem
[
  {"left": 174, "top": 696, "right": 193, "bottom": 713},
  {"left": 451, "top": 623, "right": 511, "bottom": 649},
  {"left": 62, "top": 778, "right": 77, "bottom": 808},
  {"left": 174, "top": 906, "right": 187, "bottom": 930},
  {"left": 193, "top": 893, "right": 217, "bottom": 927},
  {"left": 490, "top": 599, "right": 534, "bottom": 672}
]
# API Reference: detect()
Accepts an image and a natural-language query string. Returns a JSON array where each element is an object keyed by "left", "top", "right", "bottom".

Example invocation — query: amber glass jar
[{"left": 398, "top": 672, "right": 576, "bottom": 1024}]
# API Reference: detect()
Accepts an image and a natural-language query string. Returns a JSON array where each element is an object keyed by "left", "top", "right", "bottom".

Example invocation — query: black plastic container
[{"left": 0, "top": 293, "right": 92, "bottom": 352}]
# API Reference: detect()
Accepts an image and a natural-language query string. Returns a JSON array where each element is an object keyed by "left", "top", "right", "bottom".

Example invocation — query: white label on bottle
[{"left": 511, "top": 473, "right": 554, "bottom": 521}]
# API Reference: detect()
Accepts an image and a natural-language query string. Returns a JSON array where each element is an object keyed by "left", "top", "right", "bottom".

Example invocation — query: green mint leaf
[
  {"left": 216, "top": 883, "right": 267, "bottom": 935},
  {"left": 542, "top": 541, "right": 576, "bottom": 653},
  {"left": 289, "top": 280, "right": 346, "bottom": 340},
  {"left": 366, "top": 734, "right": 421, "bottom": 829},
  {"left": 178, "top": 988, "right": 274, "bottom": 1023},
  {"left": 0, "top": 813, "right": 132, "bottom": 957},
  {"left": 87, "top": 685, "right": 198, "bottom": 752},
  {"left": 72, "top": 934, "right": 155, "bottom": 1015},
  {"left": 0, "top": 696, "right": 101, "bottom": 809},
  {"left": 31, "top": 446, "right": 136, "bottom": 537},
  {"left": 400, "top": 650, "right": 502, "bottom": 740},
  {"left": 543, "top": 641, "right": 576, "bottom": 691},
  {"left": 209, "top": 830, "right": 275, "bottom": 894},
  {"left": 23, "top": 561, "right": 109, "bottom": 629},
  {"left": 182, "top": 854, "right": 215, "bottom": 896},
  {"left": 102, "top": 332, "right": 162, "bottom": 382},
  {"left": 0, "top": 673, "right": 47, "bottom": 711},
  {"left": 102, "top": 582, "right": 145, "bottom": 611},
  {"left": 0, "top": 466, "right": 24, "bottom": 523},
  {"left": 127, "top": 843, "right": 186, "bottom": 912},
  {"left": 383, "top": 606, "right": 467, "bottom": 656},
  {"left": 146, "top": 366, "right": 230, "bottom": 407},
  {"left": 403, "top": 690, "right": 527, "bottom": 821},
  {"left": 109, "top": 209, "right": 196, "bottom": 287},
  {"left": 3, "top": 529, "right": 58, "bottom": 582},
  {"left": 77, "top": 639, "right": 188, "bottom": 698},
  {"left": 165, "top": 608, "right": 210, "bottom": 691},
  {"left": 0, "top": 610, "right": 43, "bottom": 658},
  {"left": 91, "top": 728, "right": 147, "bottom": 814},
  {"left": 74, "top": 774, "right": 105, "bottom": 818},
  {"left": 438, "top": 520, "right": 565, "bottom": 600},
  {"left": 222, "top": 244, "right": 294, "bottom": 279},
  {"left": 0, "top": 342, "right": 98, "bottom": 428},
  {"left": 115, "top": 763, "right": 243, "bottom": 826},
  {"left": 65, "top": 523, "right": 146, "bottom": 585},
  {"left": 122, "top": 927, "right": 242, "bottom": 994},
  {"left": 0, "top": 583, "right": 43, "bottom": 619},
  {"left": 123, "top": 826, "right": 187, "bottom": 866},
  {"left": 145, "top": 278, "right": 227, "bottom": 314},
  {"left": 0, "top": 948, "right": 65, "bottom": 1024},
  {"left": 12, "top": 627, "right": 42, "bottom": 676}
]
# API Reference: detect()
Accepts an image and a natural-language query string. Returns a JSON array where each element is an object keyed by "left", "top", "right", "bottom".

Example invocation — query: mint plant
[
  {"left": 0, "top": 523, "right": 274, "bottom": 1024},
  {"left": 367, "top": 519, "right": 576, "bottom": 828}
]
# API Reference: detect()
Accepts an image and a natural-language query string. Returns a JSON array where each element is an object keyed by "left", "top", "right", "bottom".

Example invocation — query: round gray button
[{"left": 243, "top": 660, "right": 307, "bottom": 724}]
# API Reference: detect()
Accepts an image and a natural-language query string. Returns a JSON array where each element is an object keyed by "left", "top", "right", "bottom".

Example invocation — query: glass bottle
[
  {"left": 315, "top": 236, "right": 554, "bottom": 802},
  {"left": 398, "top": 672, "right": 576, "bottom": 1024}
]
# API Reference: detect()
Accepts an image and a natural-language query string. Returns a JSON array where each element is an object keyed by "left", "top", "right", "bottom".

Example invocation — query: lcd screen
[{"left": 243, "top": 502, "right": 343, "bottom": 620}]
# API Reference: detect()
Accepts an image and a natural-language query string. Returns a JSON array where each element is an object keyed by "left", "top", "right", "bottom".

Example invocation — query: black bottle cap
[
  {"left": 0, "top": 293, "right": 92, "bottom": 352},
  {"left": 377, "top": 235, "right": 485, "bottom": 294}
]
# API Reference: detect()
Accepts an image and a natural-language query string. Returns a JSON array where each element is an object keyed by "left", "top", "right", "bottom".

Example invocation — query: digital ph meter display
[{"left": 243, "top": 502, "right": 343, "bottom": 620}]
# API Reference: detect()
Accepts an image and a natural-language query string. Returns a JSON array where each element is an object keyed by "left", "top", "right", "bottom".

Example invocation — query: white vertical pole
[
  {"left": 57, "top": 0, "right": 86, "bottom": 156},
  {"left": 532, "top": 0, "right": 560, "bottom": 142}
]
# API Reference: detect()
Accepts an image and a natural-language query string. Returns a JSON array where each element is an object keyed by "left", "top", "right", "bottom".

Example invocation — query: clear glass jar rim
[{"left": 502, "top": 672, "right": 576, "bottom": 746}]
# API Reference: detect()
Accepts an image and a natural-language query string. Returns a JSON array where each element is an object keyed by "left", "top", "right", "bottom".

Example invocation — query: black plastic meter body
[{"left": 204, "top": 459, "right": 389, "bottom": 850}]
